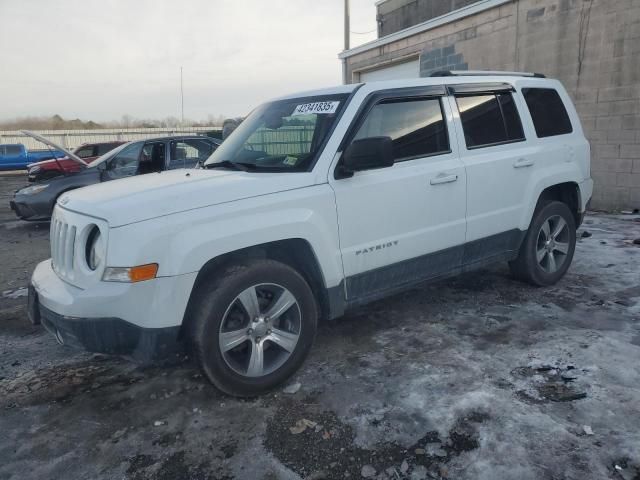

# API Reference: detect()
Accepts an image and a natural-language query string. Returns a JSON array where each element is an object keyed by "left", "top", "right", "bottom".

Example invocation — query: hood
[
  {"left": 60, "top": 169, "right": 317, "bottom": 227},
  {"left": 21, "top": 130, "right": 88, "bottom": 166}
]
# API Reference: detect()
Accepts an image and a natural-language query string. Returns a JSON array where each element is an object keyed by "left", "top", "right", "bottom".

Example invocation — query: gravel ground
[{"left": 1, "top": 173, "right": 639, "bottom": 480}]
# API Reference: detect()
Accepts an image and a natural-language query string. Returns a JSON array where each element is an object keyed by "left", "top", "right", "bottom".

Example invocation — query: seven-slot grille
[{"left": 50, "top": 215, "right": 77, "bottom": 280}]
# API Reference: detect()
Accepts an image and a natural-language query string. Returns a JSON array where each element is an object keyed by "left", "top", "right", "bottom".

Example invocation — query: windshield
[
  {"left": 204, "top": 94, "right": 349, "bottom": 172},
  {"left": 89, "top": 142, "right": 132, "bottom": 168}
]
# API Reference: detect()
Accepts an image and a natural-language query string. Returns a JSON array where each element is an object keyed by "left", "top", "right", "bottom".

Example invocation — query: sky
[{"left": 0, "top": 0, "right": 379, "bottom": 122}]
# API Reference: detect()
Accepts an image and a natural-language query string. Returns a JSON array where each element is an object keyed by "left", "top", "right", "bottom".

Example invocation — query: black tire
[
  {"left": 509, "top": 201, "right": 576, "bottom": 286},
  {"left": 189, "top": 259, "right": 317, "bottom": 396}
]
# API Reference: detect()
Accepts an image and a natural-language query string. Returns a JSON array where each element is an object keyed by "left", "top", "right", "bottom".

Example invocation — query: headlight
[
  {"left": 29, "top": 166, "right": 41, "bottom": 174},
  {"left": 19, "top": 184, "right": 48, "bottom": 195},
  {"left": 85, "top": 226, "right": 104, "bottom": 270}
]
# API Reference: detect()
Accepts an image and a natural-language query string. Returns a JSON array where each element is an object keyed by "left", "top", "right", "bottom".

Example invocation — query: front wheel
[
  {"left": 509, "top": 201, "right": 577, "bottom": 286},
  {"left": 189, "top": 259, "right": 317, "bottom": 396}
]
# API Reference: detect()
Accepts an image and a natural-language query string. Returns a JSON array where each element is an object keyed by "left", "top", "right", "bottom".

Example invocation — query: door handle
[
  {"left": 513, "top": 158, "right": 534, "bottom": 168},
  {"left": 430, "top": 173, "right": 458, "bottom": 185}
]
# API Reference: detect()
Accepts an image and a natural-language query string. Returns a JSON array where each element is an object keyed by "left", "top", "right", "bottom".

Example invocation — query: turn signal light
[
  {"left": 103, "top": 263, "right": 159, "bottom": 283},
  {"left": 128, "top": 263, "right": 159, "bottom": 282}
]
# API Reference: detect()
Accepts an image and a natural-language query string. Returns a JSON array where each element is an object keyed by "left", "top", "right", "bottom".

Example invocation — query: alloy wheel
[
  {"left": 536, "top": 215, "right": 570, "bottom": 273},
  {"left": 218, "top": 283, "right": 301, "bottom": 377}
]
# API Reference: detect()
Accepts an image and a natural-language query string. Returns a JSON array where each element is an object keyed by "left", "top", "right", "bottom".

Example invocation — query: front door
[{"left": 329, "top": 89, "right": 467, "bottom": 301}]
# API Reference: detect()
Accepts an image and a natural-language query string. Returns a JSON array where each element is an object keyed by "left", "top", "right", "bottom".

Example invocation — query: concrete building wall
[
  {"left": 344, "top": 0, "right": 640, "bottom": 211},
  {"left": 377, "top": 0, "right": 482, "bottom": 37}
]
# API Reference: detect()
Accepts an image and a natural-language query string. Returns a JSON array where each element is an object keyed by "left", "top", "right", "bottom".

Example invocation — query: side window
[
  {"left": 353, "top": 97, "right": 450, "bottom": 161},
  {"left": 96, "top": 143, "right": 121, "bottom": 156},
  {"left": 456, "top": 92, "right": 525, "bottom": 149},
  {"left": 107, "top": 143, "right": 143, "bottom": 179},
  {"left": 75, "top": 146, "right": 95, "bottom": 158},
  {"left": 169, "top": 139, "right": 215, "bottom": 169},
  {"left": 522, "top": 88, "right": 573, "bottom": 138},
  {"left": 5, "top": 145, "right": 22, "bottom": 156},
  {"left": 138, "top": 142, "right": 166, "bottom": 174}
]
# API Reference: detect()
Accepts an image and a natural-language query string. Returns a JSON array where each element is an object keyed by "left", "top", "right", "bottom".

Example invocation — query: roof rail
[{"left": 430, "top": 70, "right": 546, "bottom": 78}]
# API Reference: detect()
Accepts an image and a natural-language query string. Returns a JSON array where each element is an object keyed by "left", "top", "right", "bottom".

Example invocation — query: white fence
[{"left": 0, "top": 127, "right": 222, "bottom": 150}]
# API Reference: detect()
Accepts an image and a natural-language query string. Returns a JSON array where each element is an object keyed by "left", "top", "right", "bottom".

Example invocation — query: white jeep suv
[{"left": 29, "top": 72, "right": 593, "bottom": 396}]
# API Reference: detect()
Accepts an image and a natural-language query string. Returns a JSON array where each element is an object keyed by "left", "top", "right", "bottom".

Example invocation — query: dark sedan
[{"left": 10, "top": 135, "right": 220, "bottom": 220}]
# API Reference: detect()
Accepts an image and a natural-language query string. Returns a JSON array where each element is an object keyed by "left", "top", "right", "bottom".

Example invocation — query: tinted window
[
  {"left": 522, "top": 88, "right": 573, "bottom": 138},
  {"left": 107, "top": 143, "right": 143, "bottom": 179},
  {"left": 139, "top": 142, "right": 166, "bottom": 174},
  {"left": 169, "top": 139, "right": 215, "bottom": 169},
  {"left": 353, "top": 97, "right": 449, "bottom": 161},
  {"left": 96, "top": 143, "right": 122, "bottom": 156},
  {"left": 456, "top": 92, "right": 525, "bottom": 148},
  {"left": 5, "top": 145, "right": 22, "bottom": 155}
]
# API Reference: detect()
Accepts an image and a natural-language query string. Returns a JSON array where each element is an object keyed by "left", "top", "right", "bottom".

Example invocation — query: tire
[
  {"left": 189, "top": 259, "right": 318, "bottom": 396},
  {"left": 509, "top": 201, "right": 576, "bottom": 286}
]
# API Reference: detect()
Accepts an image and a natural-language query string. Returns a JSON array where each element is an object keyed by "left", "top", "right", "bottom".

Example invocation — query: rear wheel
[
  {"left": 509, "top": 201, "right": 576, "bottom": 286},
  {"left": 189, "top": 259, "right": 317, "bottom": 396}
]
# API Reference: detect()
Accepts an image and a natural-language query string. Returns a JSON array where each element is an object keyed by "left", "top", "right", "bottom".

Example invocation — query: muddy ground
[{"left": 1, "top": 173, "right": 639, "bottom": 480}]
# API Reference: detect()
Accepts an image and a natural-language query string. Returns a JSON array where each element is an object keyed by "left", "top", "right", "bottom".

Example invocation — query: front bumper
[
  {"left": 38, "top": 300, "right": 181, "bottom": 361},
  {"left": 30, "top": 260, "right": 197, "bottom": 361},
  {"left": 11, "top": 192, "right": 52, "bottom": 220}
]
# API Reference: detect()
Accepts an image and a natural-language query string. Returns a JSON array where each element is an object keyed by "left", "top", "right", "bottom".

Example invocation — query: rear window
[
  {"left": 522, "top": 88, "right": 573, "bottom": 138},
  {"left": 456, "top": 92, "right": 525, "bottom": 149}
]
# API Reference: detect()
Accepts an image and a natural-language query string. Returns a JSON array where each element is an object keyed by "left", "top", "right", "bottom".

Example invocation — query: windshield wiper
[{"left": 205, "top": 160, "right": 254, "bottom": 172}]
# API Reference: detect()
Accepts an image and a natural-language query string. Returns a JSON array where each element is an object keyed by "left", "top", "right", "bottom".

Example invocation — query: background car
[
  {"left": 0, "top": 143, "right": 65, "bottom": 170},
  {"left": 10, "top": 135, "right": 220, "bottom": 220},
  {"left": 27, "top": 141, "right": 126, "bottom": 182}
]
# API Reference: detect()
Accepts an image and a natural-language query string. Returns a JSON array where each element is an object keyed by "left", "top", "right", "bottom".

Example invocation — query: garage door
[{"left": 358, "top": 59, "right": 420, "bottom": 82}]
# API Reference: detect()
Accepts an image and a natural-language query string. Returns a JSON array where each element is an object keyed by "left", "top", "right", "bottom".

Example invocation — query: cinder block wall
[{"left": 345, "top": 0, "right": 640, "bottom": 211}]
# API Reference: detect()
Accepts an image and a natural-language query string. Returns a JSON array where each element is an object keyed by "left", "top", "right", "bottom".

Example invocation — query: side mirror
[{"left": 341, "top": 136, "right": 393, "bottom": 176}]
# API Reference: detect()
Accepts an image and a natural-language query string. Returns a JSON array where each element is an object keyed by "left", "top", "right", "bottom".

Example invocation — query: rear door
[
  {"left": 447, "top": 83, "right": 533, "bottom": 261},
  {"left": 329, "top": 86, "right": 467, "bottom": 301}
]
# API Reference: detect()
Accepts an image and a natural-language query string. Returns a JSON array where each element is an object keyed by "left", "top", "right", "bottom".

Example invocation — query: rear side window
[
  {"left": 456, "top": 92, "right": 525, "bottom": 148},
  {"left": 522, "top": 88, "right": 573, "bottom": 138},
  {"left": 5, "top": 145, "right": 22, "bottom": 155},
  {"left": 353, "top": 97, "right": 449, "bottom": 161},
  {"left": 75, "top": 146, "right": 95, "bottom": 158},
  {"left": 96, "top": 143, "right": 121, "bottom": 155}
]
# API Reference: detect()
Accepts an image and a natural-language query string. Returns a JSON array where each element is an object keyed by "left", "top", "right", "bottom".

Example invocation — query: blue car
[{"left": 0, "top": 144, "right": 65, "bottom": 170}]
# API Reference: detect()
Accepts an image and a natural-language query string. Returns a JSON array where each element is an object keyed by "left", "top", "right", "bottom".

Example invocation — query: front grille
[{"left": 50, "top": 215, "right": 77, "bottom": 281}]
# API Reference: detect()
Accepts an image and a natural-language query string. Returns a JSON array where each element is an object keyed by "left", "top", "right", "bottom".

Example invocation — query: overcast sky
[{"left": 0, "top": 0, "right": 378, "bottom": 122}]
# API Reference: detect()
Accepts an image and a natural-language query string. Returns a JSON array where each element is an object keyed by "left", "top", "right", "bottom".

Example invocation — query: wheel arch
[
  {"left": 523, "top": 181, "right": 581, "bottom": 231},
  {"left": 179, "top": 238, "right": 332, "bottom": 341}
]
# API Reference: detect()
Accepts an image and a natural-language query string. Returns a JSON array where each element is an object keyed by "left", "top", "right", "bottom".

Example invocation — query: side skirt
[{"left": 326, "top": 229, "right": 525, "bottom": 318}]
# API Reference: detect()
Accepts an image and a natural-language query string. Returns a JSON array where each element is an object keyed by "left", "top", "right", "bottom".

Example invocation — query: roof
[
  {"left": 268, "top": 74, "right": 556, "bottom": 102},
  {"left": 338, "top": 0, "right": 511, "bottom": 59},
  {"left": 128, "top": 134, "right": 221, "bottom": 143}
]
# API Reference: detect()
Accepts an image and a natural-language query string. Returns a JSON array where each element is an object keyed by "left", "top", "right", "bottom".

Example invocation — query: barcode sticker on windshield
[{"left": 292, "top": 101, "right": 340, "bottom": 116}]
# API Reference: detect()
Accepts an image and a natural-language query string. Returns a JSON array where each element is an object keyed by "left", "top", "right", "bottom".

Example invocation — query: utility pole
[
  {"left": 344, "top": 0, "right": 350, "bottom": 51},
  {"left": 342, "top": 0, "right": 350, "bottom": 84},
  {"left": 180, "top": 66, "right": 184, "bottom": 125}
]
